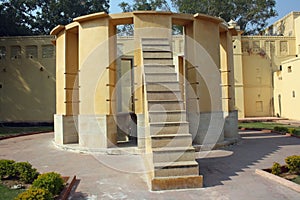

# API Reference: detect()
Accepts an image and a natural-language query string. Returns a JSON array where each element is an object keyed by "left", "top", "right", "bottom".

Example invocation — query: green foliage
[
  {"left": 32, "top": 172, "right": 64, "bottom": 196},
  {"left": 0, "top": 159, "right": 15, "bottom": 179},
  {"left": 293, "top": 131, "right": 300, "bottom": 137},
  {"left": 170, "top": 0, "right": 277, "bottom": 34},
  {"left": 13, "top": 162, "right": 39, "bottom": 183},
  {"left": 119, "top": 0, "right": 278, "bottom": 34},
  {"left": 0, "top": 159, "right": 39, "bottom": 183},
  {"left": 15, "top": 188, "right": 53, "bottom": 200},
  {"left": 0, "top": 0, "right": 110, "bottom": 36},
  {"left": 288, "top": 128, "right": 296, "bottom": 134},
  {"left": 285, "top": 155, "right": 300, "bottom": 174},
  {"left": 271, "top": 162, "right": 281, "bottom": 175},
  {"left": 33, "top": 0, "right": 110, "bottom": 34},
  {"left": 119, "top": 0, "right": 170, "bottom": 12},
  {"left": 0, "top": 0, "right": 37, "bottom": 36},
  {"left": 273, "top": 126, "right": 288, "bottom": 133}
]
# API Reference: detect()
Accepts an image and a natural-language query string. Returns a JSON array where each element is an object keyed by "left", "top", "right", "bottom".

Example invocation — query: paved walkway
[{"left": 0, "top": 131, "right": 300, "bottom": 200}]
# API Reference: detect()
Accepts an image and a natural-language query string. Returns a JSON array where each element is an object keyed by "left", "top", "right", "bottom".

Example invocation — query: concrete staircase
[{"left": 142, "top": 38, "right": 203, "bottom": 190}]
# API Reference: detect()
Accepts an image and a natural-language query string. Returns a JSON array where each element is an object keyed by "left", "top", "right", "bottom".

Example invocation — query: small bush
[
  {"left": 271, "top": 162, "right": 282, "bottom": 175},
  {"left": 285, "top": 155, "right": 300, "bottom": 174},
  {"left": 0, "top": 159, "right": 15, "bottom": 179},
  {"left": 273, "top": 126, "right": 288, "bottom": 133},
  {"left": 295, "top": 130, "right": 300, "bottom": 136},
  {"left": 15, "top": 188, "right": 53, "bottom": 200},
  {"left": 288, "top": 128, "right": 296, "bottom": 134},
  {"left": 32, "top": 172, "right": 64, "bottom": 195},
  {"left": 13, "top": 162, "right": 39, "bottom": 183}
]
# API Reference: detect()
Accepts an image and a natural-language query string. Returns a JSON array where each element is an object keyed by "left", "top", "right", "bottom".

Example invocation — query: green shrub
[
  {"left": 271, "top": 162, "right": 282, "bottom": 175},
  {"left": 13, "top": 162, "right": 39, "bottom": 183},
  {"left": 273, "top": 126, "right": 288, "bottom": 133},
  {"left": 295, "top": 130, "right": 300, "bottom": 136},
  {"left": 15, "top": 188, "right": 53, "bottom": 200},
  {"left": 32, "top": 172, "right": 64, "bottom": 195},
  {"left": 0, "top": 159, "right": 15, "bottom": 179},
  {"left": 288, "top": 128, "right": 296, "bottom": 134},
  {"left": 285, "top": 155, "right": 300, "bottom": 174}
]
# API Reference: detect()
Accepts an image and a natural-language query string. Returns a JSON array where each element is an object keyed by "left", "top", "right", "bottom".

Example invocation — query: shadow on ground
[
  {"left": 197, "top": 131, "right": 300, "bottom": 187},
  {"left": 69, "top": 179, "right": 90, "bottom": 199}
]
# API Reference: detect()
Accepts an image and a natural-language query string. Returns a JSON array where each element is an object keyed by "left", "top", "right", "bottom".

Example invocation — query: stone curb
[
  {"left": 53, "top": 140, "right": 143, "bottom": 155},
  {"left": 255, "top": 169, "right": 300, "bottom": 193}
]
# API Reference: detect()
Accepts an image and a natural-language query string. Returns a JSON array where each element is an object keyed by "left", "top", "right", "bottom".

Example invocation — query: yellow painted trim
[
  {"left": 172, "top": 13, "right": 194, "bottom": 26},
  {"left": 133, "top": 11, "right": 172, "bottom": 15},
  {"left": 50, "top": 25, "right": 65, "bottom": 36},
  {"left": 194, "top": 13, "right": 223, "bottom": 24},
  {"left": 110, "top": 13, "right": 133, "bottom": 25},
  {"left": 65, "top": 22, "right": 79, "bottom": 31},
  {"left": 73, "top": 12, "right": 109, "bottom": 22},
  {"left": 110, "top": 12, "right": 133, "bottom": 19}
]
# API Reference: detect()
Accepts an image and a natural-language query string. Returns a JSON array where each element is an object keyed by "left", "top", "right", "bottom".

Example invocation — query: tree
[
  {"left": 119, "top": 0, "right": 170, "bottom": 12},
  {"left": 171, "top": 0, "right": 277, "bottom": 34},
  {"left": 0, "top": 0, "right": 110, "bottom": 36},
  {"left": 0, "top": 0, "right": 38, "bottom": 36},
  {"left": 33, "top": 0, "right": 110, "bottom": 34}
]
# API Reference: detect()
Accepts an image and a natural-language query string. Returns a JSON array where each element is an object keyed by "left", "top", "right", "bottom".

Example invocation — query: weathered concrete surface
[{"left": 0, "top": 131, "right": 299, "bottom": 199}]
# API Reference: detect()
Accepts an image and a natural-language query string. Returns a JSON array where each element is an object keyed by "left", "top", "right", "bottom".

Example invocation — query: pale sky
[{"left": 109, "top": 0, "right": 300, "bottom": 25}]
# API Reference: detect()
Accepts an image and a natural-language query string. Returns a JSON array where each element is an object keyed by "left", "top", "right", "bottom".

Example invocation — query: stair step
[
  {"left": 151, "top": 134, "right": 192, "bottom": 148},
  {"left": 146, "top": 82, "right": 180, "bottom": 92},
  {"left": 145, "top": 72, "right": 177, "bottom": 75},
  {"left": 147, "top": 91, "right": 181, "bottom": 101},
  {"left": 142, "top": 46, "right": 171, "bottom": 52},
  {"left": 144, "top": 58, "right": 173, "bottom": 65},
  {"left": 142, "top": 44, "right": 170, "bottom": 47},
  {"left": 142, "top": 38, "right": 203, "bottom": 190},
  {"left": 153, "top": 146, "right": 194, "bottom": 152},
  {"left": 144, "top": 65, "right": 175, "bottom": 73},
  {"left": 153, "top": 147, "right": 195, "bottom": 162},
  {"left": 149, "top": 110, "right": 186, "bottom": 122},
  {"left": 148, "top": 100, "right": 184, "bottom": 111},
  {"left": 154, "top": 164, "right": 199, "bottom": 177},
  {"left": 145, "top": 73, "right": 177, "bottom": 82},
  {"left": 143, "top": 51, "right": 172, "bottom": 59},
  {"left": 142, "top": 38, "right": 170, "bottom": 45},
  {"left": 154, "top": 161, "right": 199, "bottom": 177},
  {"left": 150, "top": 122, "right": 189, "bottom": 135},
  {"left": 154, "top": 160, "right": 198, "bottom": 169},
  {"left": 142, "top": 38, "right": 171, "bottom": 52},
  {"left": 151, "top": 175, "right": 203, "bottom": 191}
]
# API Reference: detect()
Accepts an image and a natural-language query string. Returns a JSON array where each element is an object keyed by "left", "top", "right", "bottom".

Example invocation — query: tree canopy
[
  {"left": 171, "top": 0, "right": 277, "bottom": 34},
  {"left": 119, "top": 0, "right": 170, "bottom": 12},
  {"left": 0, "top": 0, "right": 277, "bottom": 36},
  {"left": 119, "top": 0, "right": 277, "bottom": 34},
  {"left": 0, "top": 0, "right": 110, "bottom": 36}
]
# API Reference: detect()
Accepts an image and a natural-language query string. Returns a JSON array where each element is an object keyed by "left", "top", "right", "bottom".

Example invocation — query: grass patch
[
  {"left": 0, "top": 184, "right": 24, "bottom": 200},
  {"left": 0, "top": 126, "right": 53, "bottom": 137},
  {"left": 239, "top": 122, "right": 300, "bottom": 131},
  {"left": 292, "top": 175, "right": 300, "bottom": 185}
]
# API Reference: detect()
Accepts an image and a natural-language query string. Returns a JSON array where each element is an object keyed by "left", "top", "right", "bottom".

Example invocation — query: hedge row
[{"left": 0, "top": 159, "right": 64, "bottom": 200}]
